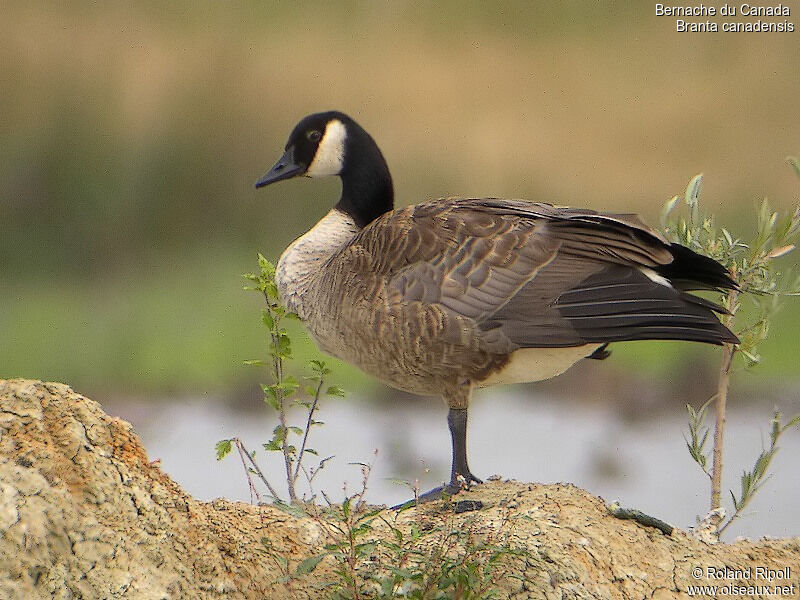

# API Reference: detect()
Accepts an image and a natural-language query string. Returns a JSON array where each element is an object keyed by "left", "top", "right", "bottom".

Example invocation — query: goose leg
[
  {"left": 393, "top": 406, "right": 482, "bottom": 509},
  {"left": 447, "top": 407, "right": 482, "bottom": 488}
]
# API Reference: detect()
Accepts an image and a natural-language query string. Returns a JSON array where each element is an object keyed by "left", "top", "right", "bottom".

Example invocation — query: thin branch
[
  {"left": 711, "top": 288, "right": 738, "bottom": 511},
  {"left": 234, "top": 438, "right": 262, "bottom": 505},
  {"left": 264, "top": 289, "right": 297, "bottom": 503},
  {"left": 293, "top": 377, "right": 325, "bottom": 484},
  {"left": 234, "top": 437, "right": 282, "bottom": 502}
]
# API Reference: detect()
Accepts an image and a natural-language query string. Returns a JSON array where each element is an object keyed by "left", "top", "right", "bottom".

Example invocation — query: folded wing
[{"left": 351, "top": 198, "right": 738, "bottom": 352}]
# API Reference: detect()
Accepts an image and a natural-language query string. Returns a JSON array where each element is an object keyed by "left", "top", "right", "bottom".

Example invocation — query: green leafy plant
[
  {"left": 366, "top": 509, "right": 526, "bottom": 599},
  {"left": 663, "top": 160, "right": 800, "bottom": 536},
  {"left": 723, "top": 412, "right": 800, "bottom": 535},
  {"left": 216, "top": 253, "right": 343, "bottom": 503},
  {"left": 287, "top": 492, "right": 526, "bottom": 599}
]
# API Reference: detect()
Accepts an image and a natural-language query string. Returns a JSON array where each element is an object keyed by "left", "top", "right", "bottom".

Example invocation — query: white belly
[{"left": 478, "top": 344, "right": 602, "bottom": 386}]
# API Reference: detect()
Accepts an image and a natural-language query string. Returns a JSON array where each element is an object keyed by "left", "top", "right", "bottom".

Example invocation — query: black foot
[
  {"left": 391, "top": 473, "right": 483, "bottom": 510},
  {"left": 391, "top": 407, "right": 484, "bottom": 511},
  {"left": 588, "top": 343, "right": 611, "bottom": 360}
]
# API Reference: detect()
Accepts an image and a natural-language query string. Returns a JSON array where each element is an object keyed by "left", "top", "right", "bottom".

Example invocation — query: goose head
[{"left": 255, "top": 111, "right": 394, "bottom": 228}]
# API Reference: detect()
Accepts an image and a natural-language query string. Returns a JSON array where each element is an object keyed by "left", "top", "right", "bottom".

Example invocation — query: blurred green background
[{"left": 2, "top": 2, "right": 798, "bottom": 400}]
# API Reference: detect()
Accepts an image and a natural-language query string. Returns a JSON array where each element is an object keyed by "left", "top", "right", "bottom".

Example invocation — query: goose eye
[{"left": 307, "top": 130, "right": 322, "bottom": 142}]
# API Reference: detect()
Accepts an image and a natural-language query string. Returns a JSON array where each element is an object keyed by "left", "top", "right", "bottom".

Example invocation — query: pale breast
[{"left": 275, "top": 208, "right": 360, "bottom": 320}]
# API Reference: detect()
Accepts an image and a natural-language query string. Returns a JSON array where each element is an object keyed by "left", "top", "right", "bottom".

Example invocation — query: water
[{"left": 105, "top": 390, "right": 800, "bottom": 540}]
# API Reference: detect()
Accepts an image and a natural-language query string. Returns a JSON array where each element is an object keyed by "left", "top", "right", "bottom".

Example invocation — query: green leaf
[
  {"left": 273, "top": 501, "right": 309, "bottom": 518},
  {"left": 685, "top": 174, "right": 703, "bottom": 221},
  {"left": 309, "top": 359, "right": 330, "bottom": 376},
  {"left": 721, "top": 228, "right": 733, "bottom": 247},
  {"left": 661, "top": 195, "right": 680, "bottom": 223},
  {"left": 784, "top": 414, "right": 800, "bottom": 430},
  {"left": 326, "top": 386, "right": 345, "bottom": 397},
  {"left": 351, "top": 522, "right": 373, "bottom": 538},
  {"left": 262, "top": 385, "right": 281, "bottom": 411},
  {"left": 263, "top": 439, "right": 282, "bottom": 451},
  {"left": 358, "top": 507, "right": 384, "bottom": 522},
  {"left": 355, "top": 542, "right": 377, "bottom": 558},
  {"left": 766, "top": 244, "right": 794, "bottom": 259},
  {"left": 277, "top": 375, "right": 300, "bottom": 394},
  {"left": 264, "top": 542, "right": 289, "bottom": 573},
  {"left": 295, "top": 553, "right": 326, "bottom": 575},
  {"left": 391, "top": 526, "right": 403, "bottom": 543},
  {"left": 342, "top": 496, "right": 351, "bottom": 520},
  {"left": 257, "top": 253, "right": 275, "bottom": 275},
  {"left": 740, "top": 348, "right": 760, "bottom": 364},
  {"left": 242, "top": 359, "right": 264, "bottom": 366},
  {"left": 770, "top": 413, "right": 782, "bottom": 443},
  {"left": 215, "top": 439, "right": 232, "bottom": 460},
  {"left": 277, "top": 334, "right": 292, "bottom": 358},
  {"left": 264, "top": 425, "right": 286, "bottom": 451},
  {"left": 262, "top": 310, "right": 275, "bottom": 330}
]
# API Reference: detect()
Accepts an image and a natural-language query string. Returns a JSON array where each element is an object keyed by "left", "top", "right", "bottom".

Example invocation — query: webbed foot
[{"left": 391, "top": 472, "right": 483, "bottom": 510}]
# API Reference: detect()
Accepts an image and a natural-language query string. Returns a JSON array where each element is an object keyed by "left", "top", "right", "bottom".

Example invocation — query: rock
[{"left": 1, "top": 379, "right": 798, "bottom": 599}]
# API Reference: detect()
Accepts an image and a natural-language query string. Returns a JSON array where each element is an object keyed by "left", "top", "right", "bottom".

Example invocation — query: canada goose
[{"left": 255, "top": 111, "right": 738, "bottom": 502}]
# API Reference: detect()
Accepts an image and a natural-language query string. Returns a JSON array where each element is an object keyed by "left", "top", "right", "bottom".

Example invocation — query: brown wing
[
  {"left": 346, "top": 198, "right": 737, "bottom": 352},
  {"left": 382, "top": 206, "right": 561, "bottom": 323}
]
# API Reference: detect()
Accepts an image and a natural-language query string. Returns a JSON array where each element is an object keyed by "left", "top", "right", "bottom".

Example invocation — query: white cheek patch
[{"left": 306, "top": 119, "right": 346, "bottom": 177}]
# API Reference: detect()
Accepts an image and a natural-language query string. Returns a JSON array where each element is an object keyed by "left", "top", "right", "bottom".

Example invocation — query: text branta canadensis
[{"left": 255, "top": 111, "right": 738, "bottom": 502}]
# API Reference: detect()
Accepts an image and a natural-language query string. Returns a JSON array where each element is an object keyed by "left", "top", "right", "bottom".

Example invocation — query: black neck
[{"left": 334, "top": 125, "right": 394, "bottom": 228}]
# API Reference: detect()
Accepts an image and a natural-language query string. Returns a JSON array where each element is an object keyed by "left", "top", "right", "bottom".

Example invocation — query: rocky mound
[{"left": 1, "top": 379, "right": 797, "bottom": 599}]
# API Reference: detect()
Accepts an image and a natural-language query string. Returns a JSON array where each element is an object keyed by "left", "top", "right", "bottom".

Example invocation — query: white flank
[
  {"left": 306, "top": 119, "right": 347, "bottom": 177},
  {"left": 478, "top": 344, "right": 603, "bottom": 387},
  {"left": 639, "top": 267, "right": 673, "bottom": 287}
]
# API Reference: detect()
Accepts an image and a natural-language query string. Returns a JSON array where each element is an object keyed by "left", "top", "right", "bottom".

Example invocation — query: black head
[
  {"left": 255, "top": 111, "right": 349, "bottom": 187},
  {"left": 255, "top": 111, "right": 394, "bottom": 228}
]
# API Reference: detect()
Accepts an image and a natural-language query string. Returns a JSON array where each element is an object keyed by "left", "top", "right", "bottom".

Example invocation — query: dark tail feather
[
  {"left": 656, "top": 243, "right": 738, "bottom": 291},
  {"left": 577, "top": 322, "right": 739, "bottom": 345},
  {"left": 556, "top": 262, "right": 740, "bottom": 346}
]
